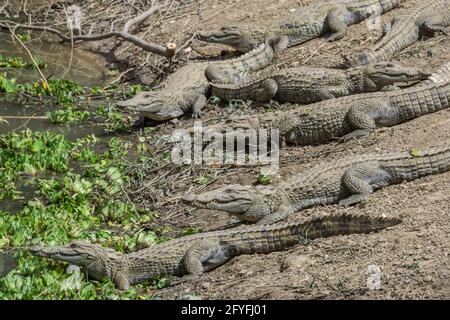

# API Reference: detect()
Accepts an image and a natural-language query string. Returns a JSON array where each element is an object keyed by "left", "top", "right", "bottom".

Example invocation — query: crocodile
[
  {"left": 116, "top": 43, "right": 274, "bottom": 121},
  {"left": 209, "top": 61, "right": 430, "bottom": 104},
  {"left": 346, "top": 0, "right": 450, "bottom": 66},
  {"left": 201, "top": 62, "right": 450, "bottom": 145},
  {"left": 183, "top": 145, "right": 450, "bottom": 225},
  {"left": 30, "top": 213, "right": 400, "bottom": 290},
  {"left": 197, "top": 0, "right": 401, "bottom": 53}
]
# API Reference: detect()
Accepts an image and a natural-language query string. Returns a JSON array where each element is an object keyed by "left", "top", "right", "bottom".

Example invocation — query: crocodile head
[
  {"left": 363, "top": 61, "right": 431, "bottom": 87},
  {"left": 116, "top": 91, "right": 183, "bottom": 121},
  {"left": 183, "top": 184, "right": 277, "bottom": 222},
  {"left": 197, "top": 26, "right": 266, "bottom": 53},
  {"left": 30, "top": 241, "right": 128, "bottom": 288}
]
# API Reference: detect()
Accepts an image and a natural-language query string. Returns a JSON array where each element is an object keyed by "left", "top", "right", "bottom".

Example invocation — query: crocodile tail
[
  {"left": 299, "top": 213, "right": 401, "bottom": 239},
  {"left": 207, "top": 43, "right": 275, "bottom": 84},
  {"left": 424, "top": 62, "right": 450, "bottom": 85},
  {"left": 210, "top": 75, "right": 270, "bottom": 101}
]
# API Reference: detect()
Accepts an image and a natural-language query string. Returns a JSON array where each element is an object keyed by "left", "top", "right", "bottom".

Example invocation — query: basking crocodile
[
  {"left": 197, "top": 0, "right": 401, "bottom": 53},
  {"left": 116, "top": 44, "right": 274, "bottom": 121},
  {"left": 346, "top": 0, "right": 450, "bottom": 66},
  {"left": 183, "top": 146, "right": 450, "bottom": 225},
  {"left": 209, "top": 61, "right": 430, "bottom": 104},
  {"left": 202, "top": 62, "right": 450, "bottom": 145},
  {"left": 30, "top": 213, "right": 399, "bottom": 290}
]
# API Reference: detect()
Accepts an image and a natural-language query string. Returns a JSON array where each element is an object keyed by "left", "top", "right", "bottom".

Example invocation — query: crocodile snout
[{"left": 182, "top": 193, "right": 197, "bottom": 203}]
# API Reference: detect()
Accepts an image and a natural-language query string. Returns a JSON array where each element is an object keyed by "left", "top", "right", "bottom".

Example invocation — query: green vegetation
[
  {"left": 410, "top": 148, "right": 421, "bottom": 157},
  {"left": 0, "top": 75, "right": 84, "bottom": 105},
  {"left": 0, "top": 130, "right": 170, "bottom": 299},
  {"left": 194, "top": 172, "right": 214, "bottom": 185},
  {"left": 47, "top": 107, "right": 90, "bottom": 124},
  {"left": 0, "top": 71, "right": 147, "bottom": 131},
  {"left": 14, "top": 33, "right": 31, "bottom": 43},
  {"left": 0, "top": 54, "right": 46, "bottom": 69},
  {"left": 0, "top": 52, "right": 172, "bottom": 299},
  {"left": 257, "top": 174, "right": 272, "bottom": 185}
]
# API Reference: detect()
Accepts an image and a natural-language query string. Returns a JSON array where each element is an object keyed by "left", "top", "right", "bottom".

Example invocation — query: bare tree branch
[{"left": 0, "top": 3, "right": 178, "bottom": 59}]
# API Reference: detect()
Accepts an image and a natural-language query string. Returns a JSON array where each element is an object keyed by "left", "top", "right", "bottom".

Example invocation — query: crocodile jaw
[
  {"left": 117, "top": 91, "right": 182, "bottom": 121},
  {"left": 197, "top": 26, "right": 243, "bottom": 45},
  {"left": 30, "top": 241, "right": 117, "bottom": 283},
  {"left": 197, "top": 26, "right": 261, "bottom": 52},
  {"left": 366, "top": 62, "right": 432, "bottom": 85},
  {"left": 183, "top": 184, "right": 262, "bottom": 214},
  {"left": 183, "top": 194, "right": 253, "bottom": 213},
  {"left": 30, "top": 244, "right": 93, "bottom": 265}
]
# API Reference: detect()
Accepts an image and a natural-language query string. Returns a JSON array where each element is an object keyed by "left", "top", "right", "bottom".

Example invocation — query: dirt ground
[
  {"left": 103, "top": 0, "right": 450, "bottom": 299},
  {"left": 104, "top": 0, "right": 450, "bottom": 299},
  {"left": 78, "top": 0, "right": 450, "bottom": 299}
]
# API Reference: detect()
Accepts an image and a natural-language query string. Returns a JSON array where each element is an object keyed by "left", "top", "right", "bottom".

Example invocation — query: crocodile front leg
[
  {"left": 339, "top": 162, "right": 391, "bottom": 207},
  {"left": 326, "top": 5, "right": 349, "bottom": 42},
  {"left": 181, "top": 92, "right": 207, "bottom": 118},
  {"left": 183, "top": 239, "right": 231, "bottom": 276},
  {"left": 255, "top": 204, "right": 291, "bottom": 225}
]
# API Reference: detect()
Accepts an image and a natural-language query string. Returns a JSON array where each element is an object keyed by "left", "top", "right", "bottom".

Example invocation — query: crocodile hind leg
[
  {"left": 326, "top": 6, "right": 349, "bottom": 42},
  {"left": 254, "top": 79, "right": 278, "bottom": 103},
  {"left": 255, "top": 204, "right": 291, "bottom": 225},
  {"left": 339, "top": 104, "right": 378, "bottom": 142},
  {"left": 339, "top": 163, "right": 391, "bottom": 207},
  {"left": 421, "top": 16, "right": 450, "bottom": 35},
  {"left": 182, "top": 239, "right": 231, "bottom": 277},
  {"left": 339, "top": 99, "right": 394, "bottom": 142}
]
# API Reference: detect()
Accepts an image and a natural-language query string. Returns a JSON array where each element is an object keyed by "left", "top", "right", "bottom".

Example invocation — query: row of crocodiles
[{"left": 30, "top": 0, "right": 450, "bottom": 290}]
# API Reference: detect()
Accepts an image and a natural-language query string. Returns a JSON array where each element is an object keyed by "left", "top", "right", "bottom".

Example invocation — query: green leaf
[
  {"left": 31, "top": 140, "right": 44, "bottom": 153},
  {"left": 257, "top": 174, "right": 271, "bottom": 185},
  {"left": 410, "top": 148, "right": 421, "bottom": 157}
]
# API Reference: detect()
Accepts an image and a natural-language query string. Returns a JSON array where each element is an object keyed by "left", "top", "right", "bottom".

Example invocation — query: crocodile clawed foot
[
  {"left": 262, "top": 100, "right": 280, "bottom": 109},
  {"left": 170, "top": 274, "right": 201, "bottom": 286},
  {"left": 192, "top": 111, "right": 203, "bottom": 119},
  {"left": 326, "top": 33, "right": 344, "bottom": 42},
  {"left": 338, "top": 130, "right": 372, "bottom": 144},
  {"left": 339, "top": 195, "right": 369, "bottom": 208},
  {"left": 426, "top": 25, "right": 449, "bottom": 35},
  {"left": 337, "top": 135, "right": 354, "bottom": 144},
  {"left": 339, "top": 198, "right": 358, "bottom": 208}
]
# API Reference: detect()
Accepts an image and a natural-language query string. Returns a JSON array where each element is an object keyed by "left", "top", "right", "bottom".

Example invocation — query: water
[
  {"left": 0, "top": 30, "right": 115, "bottom": 275},
  {"left": 0, "top": 252, "right": 16, "bottom": 277},
  {"left": 0, "top": 32, "right": 107, "bottom": 87}
]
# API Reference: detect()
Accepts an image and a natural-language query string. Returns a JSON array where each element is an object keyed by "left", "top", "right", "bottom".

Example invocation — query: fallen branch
[
  {"left": 0, "top": 115, "right": 49, "bottom": 119},
  {"left": 0, "top": 2, "right": 178, "bottom": 59}
]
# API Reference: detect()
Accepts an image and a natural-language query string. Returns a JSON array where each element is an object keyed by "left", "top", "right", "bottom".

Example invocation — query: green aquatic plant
[
  {"left": 0, "top": 131, "right": 170, "bottom": 298},
  {"left": 47, "top": 107, "right": 91, "bottom": 124}
]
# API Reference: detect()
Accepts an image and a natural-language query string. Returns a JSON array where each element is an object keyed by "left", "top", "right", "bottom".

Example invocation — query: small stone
[
  {"left": 170, "top": 118, "right": 180, "bottom": 125},
  {"left": 280, "top": 255, "right": 315, "bottom": 272}
]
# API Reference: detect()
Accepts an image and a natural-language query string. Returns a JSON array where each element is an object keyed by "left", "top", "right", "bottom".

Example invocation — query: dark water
[
  {"left": 0, "top": 252, "right": 16, "bottom": 277},
  {"left": 0, "top": 32, "right": 107, "bottom": 87},
  {"left": 0, "top": 98, "right": 107, "bottom": 137}
]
